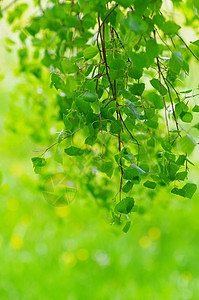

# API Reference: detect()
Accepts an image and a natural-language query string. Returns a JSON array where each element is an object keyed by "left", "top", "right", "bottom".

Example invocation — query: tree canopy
[{"left": 1, "top": 0, "right": 199, "bottom": 231}]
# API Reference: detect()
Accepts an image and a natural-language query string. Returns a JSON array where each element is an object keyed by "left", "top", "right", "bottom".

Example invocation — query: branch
[
  {"left": 34, "top": 128, "right": 81, "bottom": 154},
  {"left": 156, "top": 57, "right": 170, "bottom": 142},
  {"left": 176, "top": 33, "right": 199, "bottom": 62},
  {"left": 1, "top": 0, "right": 18, "bottom": 12}
]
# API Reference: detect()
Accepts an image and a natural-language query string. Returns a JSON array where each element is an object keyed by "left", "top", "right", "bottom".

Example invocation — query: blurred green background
[{"left": 1, "top": 3, "right": 199, "bottom": 300}]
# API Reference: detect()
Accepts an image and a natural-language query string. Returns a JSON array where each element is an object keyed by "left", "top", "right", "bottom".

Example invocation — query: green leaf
[
  {"left": 175, "top": 102, "right": 188, "bottom": 115},
  {"left": 180, "top": 134, "right": 196, "bottom": 155},
  {"left": 193, "top": 123, "right": 199, "bottom": 130},
  {"left": 171, "top": 183, "right": 197, "bottom": 199},
  {"left": 31, "top": 157, "right": 46, "bottom": 174},
  {"left": 180, "top": 112, "right": 193, "bottom": 123},
  {"left": 169, "top": 52, "right": 183, "bottom": 74},
  {"left": 162, "top": 21, "right": 181, "bottom": 34},
  {"left": 176, "top": 155, "right": 186, "bottom": 165},
  {"left": 123, "top": 166, "right": 139, "bottom": 180},
  {"left": 150, "top": 79, "right": 167, "bottom": 95},
  {"left": 98, "top": 162, "right": 113, "bottom": 178},
  {"left": 123, "top": 165, "right": 145, "bottom": 180},
  {"left": 161, "top": 140, "right": 172, "bottom": 152},
  {"left": 128, "top": 66, "right": 143, "bottom": 79},
  {"left": 192, "top": 105, "right": 199, "bottom": 112},
  {"left": 64, "top": 146, "right": 84, "bottom": 156},
  {"left": 84, "top": 46, "right": 98, "bottom": 60},
  {"left": 115, "top": 197, "right": 134, "bottom": 214},
  {"left": 125, "top": 100, "right": 140, "bottom": 119},
  {"left": 176, "top": 171, "right": 187, "bottom": 181},
  {"left": 129, "top": 83, "right": 145, "bottom": 96},
  {"left": 122, "top": 181, "right": 134, "bottom": 193},
  {"left": 110, "top": 120, "right": 122, "bottom": 134},
  {"left": 123, "top": 221, "right": 131, "bottom": 233},
  {"left": 63, "top": 114, "right": 72, "bottom": 130},
  {"left": 32, "top": 157, "right": 46, "bottom": 167},
  {"left": 109, "top": 59, "right": 125, "bottom": 70},
  {"left": 151, "top": 93, "right": 164, "bottom": 109},
  {"left": 83, "top": 92, "right": 98, "bottom": 102},
  {"left": 190, "top": 40, "right": 199, "bottom": 46},
  {"left": 85, "top": 135, "right": 97, "bottom": 146},
  {"left": 126, "top": 15, "right": 148, "bottom": 34},
  {"left": 55, "top": 148, "right": 63, "bottom": 164},
  {"left": 144, "top": 181, "right": 156, "bottom": 189},
  {"left": 146, "top": 39, "right": 160, "bottom": 61}
]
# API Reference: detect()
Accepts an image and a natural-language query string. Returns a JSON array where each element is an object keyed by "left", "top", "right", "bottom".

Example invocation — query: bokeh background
[{"left": 0, "top": 1, "right": 199, "bottom": 299}]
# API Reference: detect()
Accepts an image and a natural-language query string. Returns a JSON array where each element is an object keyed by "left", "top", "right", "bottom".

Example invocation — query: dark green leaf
[
  {"left": 115, "top": 197, "right": 134, "bottom": 214},
  {"left": 109, "top": 59, "right": 125, "bottom": 70},
  {"left": 122, "top": 181, "right": 133, "bottom": 193},
  {"left": 192, "top": 105, "right": 199, "bottom": 112},
  {"left": 144, "top": 181, "right": 156, "bottom": 189},
  {"left": 123, "top": 221, "right": 131, "bottom": 233},
  {"left": 110, "top": 120, "right": 122, "bottom": 134},
  {"left": 83, "top": 92, "right": 98, "bottom": 102},
  {"left": 64, "top": 146, "right": 84, "bottom": 156},
  {"left": 171, "top": 183, "right": 197, "bottom": 199},
  {"left": 176, "top": 171, "right": 187, "bottom": 181},
  {"left": 129, "top": 83, "right": 145, "bottom": 96},
  {"left": 98, "top": 162, "right": 113, "bottom": 178}
]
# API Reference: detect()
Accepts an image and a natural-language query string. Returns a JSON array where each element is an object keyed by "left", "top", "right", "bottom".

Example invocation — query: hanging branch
[
  {"left": 34, "top": 128, "right": 81, "bottom": 154},
  {"left": 176, "top": 33, "right": 199, "bottom": 62},
  {"left": 156, "top": 57, "right": 170, "bottom": 142}
]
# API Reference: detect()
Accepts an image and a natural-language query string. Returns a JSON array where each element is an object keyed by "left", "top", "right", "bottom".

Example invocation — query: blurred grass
[
  {"left": 1, "top": 12, "right": 199, "bottom": 300},
  {"left": 1, "top": 75, "right": 199, "bottom": 300}
]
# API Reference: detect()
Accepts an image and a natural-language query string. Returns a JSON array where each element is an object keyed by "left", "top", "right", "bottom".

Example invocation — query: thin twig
[
  {"left": 2, "top": 0, "right": 18, "bottom": 11},
  {"left": 156, "top": 57, "right": 170, "bottom": 142},
  {"left": 119, "top": 112, "right": 140, "bottom": 166},
  {"left": 34, "top": 128, "right": 81, "bottom": 154},
  {"left": 176, "top": 33, "right": 199, "bottom": 62}
]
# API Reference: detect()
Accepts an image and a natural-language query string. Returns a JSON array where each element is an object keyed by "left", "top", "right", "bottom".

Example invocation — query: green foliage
[{"left": 2, "top": 0, "right": 199, "bottom": 230}]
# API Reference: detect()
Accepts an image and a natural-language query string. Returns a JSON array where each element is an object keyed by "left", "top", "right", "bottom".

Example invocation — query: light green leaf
[
  {"left": 125, "top": 100, "right": 140, "bottom": 119},
  {"left": 169, "top": 52, "right": 183, "bottom": 74},
  {"left": 192, "top": 105, "right": 199, "bottom": 112},
  {"left": 55, "top": 148, "right": 63, "bottom": 164},
  {"left": 84, "top": 46, "right": 98, "bottom": 60},
  {"left": 150, "top": 78, "right": 167, "bottom": 95},
  {"left": 179, "top": 134, "right": 196, "bottom": 155},
  {"left": 109, "top": 59, "right": 125, "bottom": 70}
]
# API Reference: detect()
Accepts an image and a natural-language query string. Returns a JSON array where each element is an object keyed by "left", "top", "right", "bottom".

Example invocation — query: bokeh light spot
[
  {"left": 55, "top": 206, "right": 69, "bottom": 218},
  {"left": 62, "top": 251, "right": 76, "bottom": 268},
  {"left": 6, "top": 198, "right": 19, "bottom": 211},
  {"left": 10, "top": 162, "right": 24, "bottom": 177},
  {"left": 76, "top": 248, "right": 89, "bottom": 261},
  {"left": 181, "top": 271, "right": 192, "bottom": 283},
  {"left": 11, "top": 234, "right": 23, "bottom": 250},
  {"left": 139, "top": 236, "right": 152, "bottom": 249},
  {"left": 148, "top": 227, "right": 161, "bottom": 240}
]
